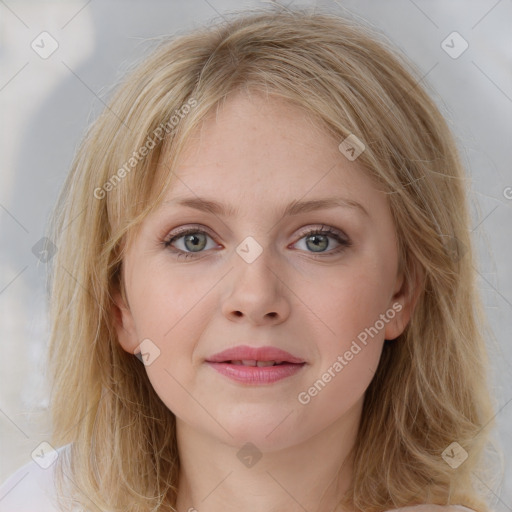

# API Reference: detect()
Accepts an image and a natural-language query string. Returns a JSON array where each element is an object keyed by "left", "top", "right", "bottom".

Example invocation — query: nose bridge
[{"left": 221, "top": 234, "right": 291, "bottom": 324}]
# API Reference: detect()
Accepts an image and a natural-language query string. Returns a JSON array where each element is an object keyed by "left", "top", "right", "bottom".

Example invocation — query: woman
[{"left": 0, "top": 7, "right": 498, "bottom": 512}]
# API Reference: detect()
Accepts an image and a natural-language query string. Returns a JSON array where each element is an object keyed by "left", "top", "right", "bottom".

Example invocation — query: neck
[{"left": 174, "top": 401, "right": 361, "bottom": 512}]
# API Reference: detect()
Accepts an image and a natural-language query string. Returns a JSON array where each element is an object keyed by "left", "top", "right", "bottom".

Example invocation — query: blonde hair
[{"left": 47, "top": 7, "right": 498, "bottom": 512}]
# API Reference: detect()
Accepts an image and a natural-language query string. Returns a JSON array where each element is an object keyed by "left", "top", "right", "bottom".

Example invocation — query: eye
[
  {"left": 163, "top": 224, "right": 351, "bottom": 260},
  {"left": 164, "top": 227, "right": 219, "bottom": 259},
  {"left": 292, "top": 226, "right": 351, "bottom": 255}
]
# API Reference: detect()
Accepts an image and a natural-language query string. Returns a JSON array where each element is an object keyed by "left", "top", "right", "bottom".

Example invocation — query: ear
[
  {"left": 384, "top": 260, "right": 423, "bottom": 341},
  {"left": 112, "top": 286, "right": 140, "bottom": 355}
]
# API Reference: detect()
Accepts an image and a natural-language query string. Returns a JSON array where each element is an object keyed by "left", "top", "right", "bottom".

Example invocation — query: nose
[{"left": 221, "top": 245, "right": 291, "bottom": 326}]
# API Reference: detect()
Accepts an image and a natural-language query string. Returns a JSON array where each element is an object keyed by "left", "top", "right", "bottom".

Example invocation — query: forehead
[{"left": 157, "top": 92, "right": 379, "bottom": 214}]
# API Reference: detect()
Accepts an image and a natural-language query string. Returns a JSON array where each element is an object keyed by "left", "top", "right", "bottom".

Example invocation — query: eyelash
[{"left": 163, "top": 225, "right": 351, "bottom": 261}]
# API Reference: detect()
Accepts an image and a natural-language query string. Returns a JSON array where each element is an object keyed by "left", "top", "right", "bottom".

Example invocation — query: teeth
[
  {"left": 256, "top": 361, "right": 275, "bottom": 367},
  {"left": 229, "top": 360, "right": 282, "bottom": 367}
]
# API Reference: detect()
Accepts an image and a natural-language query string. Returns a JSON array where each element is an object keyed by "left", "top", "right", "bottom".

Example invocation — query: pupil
[
  {"left": 307, "top": 234, "right": 328, "bottom": 252},
  {"left": 185, "top": 233, "right": 206, "bottom": 252}
]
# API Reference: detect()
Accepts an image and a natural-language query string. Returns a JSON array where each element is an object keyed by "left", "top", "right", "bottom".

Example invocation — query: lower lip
[{"left": 206, "top": 362, "right": 305, "bottom": 384}]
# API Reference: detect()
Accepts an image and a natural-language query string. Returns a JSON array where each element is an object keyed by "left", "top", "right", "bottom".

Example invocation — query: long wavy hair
[{"left": 47, "top": 7, "right": 499, "bottom": 512}]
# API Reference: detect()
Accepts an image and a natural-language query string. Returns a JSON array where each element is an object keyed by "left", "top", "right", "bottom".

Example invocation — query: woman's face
[{"left": 114, "top": 92, "right": 414, "bottom": 451}]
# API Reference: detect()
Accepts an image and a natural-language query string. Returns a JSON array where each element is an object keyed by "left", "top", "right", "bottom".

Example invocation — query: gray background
[{"left": 0, "top": 0, "right": 510, "bottom": 509}]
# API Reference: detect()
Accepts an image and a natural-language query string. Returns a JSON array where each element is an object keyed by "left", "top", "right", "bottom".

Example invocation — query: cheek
[
  {"left": 130, "top": 261, "right": 214, "bottom": 339},
  {"left": 295, "top": 339, "right": 382, "bottom": 435},
  {"left": 298, "top": 259, "right": 395, "bottom": 353},
  {"left": 294, "top": 265, "right": 390, "bottom": 422},
  {"left": 127, "top": 264, "right": 216, "bottom": 413}
]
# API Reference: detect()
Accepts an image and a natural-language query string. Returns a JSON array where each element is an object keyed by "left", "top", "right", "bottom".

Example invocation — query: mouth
[
  {"left": 205, "top": 345, "right": 306, "bottom": 385},
  {"left": 223, "top": 359, "right": 288, "bottom": 367},
  {"left": 206, "top": 360, "right": 305, "bottom": 384},
  {"left": 206, "top": 344, "right": 305, "bottom": 365}
]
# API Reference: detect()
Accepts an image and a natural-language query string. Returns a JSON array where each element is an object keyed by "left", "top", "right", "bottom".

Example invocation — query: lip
[
  {"left": 206, "top": 345, "right": 305, "bottom": 364},
  {"left": 205, "top": 345, "right": 306, "bottom": 385}
]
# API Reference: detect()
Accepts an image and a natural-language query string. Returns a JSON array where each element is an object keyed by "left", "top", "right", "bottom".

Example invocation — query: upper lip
[{"left": 206, "top": 345, "right": 305, "bottom": 364}]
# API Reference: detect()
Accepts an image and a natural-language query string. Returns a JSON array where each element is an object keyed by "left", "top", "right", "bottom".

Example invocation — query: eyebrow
[{"left": 162, "top": 196, "right": 369, "bottom": 218}]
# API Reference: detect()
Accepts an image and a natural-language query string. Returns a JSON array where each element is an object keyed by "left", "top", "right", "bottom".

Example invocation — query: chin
[{"left": 215, "top": 403, "right": 306, "bottom": 451}]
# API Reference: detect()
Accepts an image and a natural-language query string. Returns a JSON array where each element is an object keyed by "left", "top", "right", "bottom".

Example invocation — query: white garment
[
  {"left": 0, "top": 448, "right": 479, "bottom": 512},
  {"left": 0, "top": 444, "right": 70, "bottom": 512}
]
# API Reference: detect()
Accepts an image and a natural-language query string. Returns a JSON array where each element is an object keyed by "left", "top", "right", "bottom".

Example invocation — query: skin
[{"left": 113, "top": 91, "right": 418, "bottom": 512}]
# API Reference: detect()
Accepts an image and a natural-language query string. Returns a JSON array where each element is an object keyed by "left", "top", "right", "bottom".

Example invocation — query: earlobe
[
  {"left": 112, "top": 289, "right": 139, "bottom": 354},
  {"left": 384, "top": 262, "right": 424, "bottom": 341}
]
